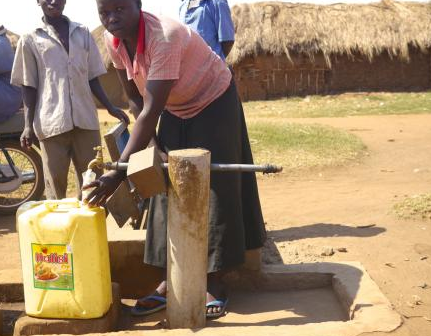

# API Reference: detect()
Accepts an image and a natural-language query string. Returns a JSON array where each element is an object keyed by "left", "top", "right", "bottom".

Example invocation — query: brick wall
[
  {"left": 234, "top": 48, "right": 431, "bottom": 101},
  {"left": 233, "top": 53, "right": 328, "bottom": 101},
  {"left": 96, "top": 48, "right": 431, "bottom": 106},
  {"left": 329, "top": 48, "right": 430, "bottom": 93}
]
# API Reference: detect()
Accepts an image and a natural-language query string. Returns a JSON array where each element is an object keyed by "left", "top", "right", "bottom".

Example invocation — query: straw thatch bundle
[
  {"left": 92, "top": 25, "right": 112, "bottom": 68},
  {"left": 6, "top": 30, "right": 19, "bottom": 50},
  {"left": 228, "top": 0, "right": 431, "bottom": 66},
  {"left": 92, "top": 0, "right": 431, "bottom": 67}
]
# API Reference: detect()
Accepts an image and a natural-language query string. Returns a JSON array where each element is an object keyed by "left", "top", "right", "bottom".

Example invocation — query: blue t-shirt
[
  {"left": 0, "top": 34, "right": 21, "bottom": 122},
  {"left": 179, "top": 0, "right": 235, "bottom": 61}
]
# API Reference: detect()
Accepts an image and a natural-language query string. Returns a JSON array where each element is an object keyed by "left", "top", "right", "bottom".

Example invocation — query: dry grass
[
  {"left": 229, "top": 0, "right": 431, "bottom": 66},
  {"left": 248, "top": 120, "right": 365, "bottom": 170},
  {"left": 66, "top": 118, "right": 365, "bottom": 197},
  {"left": 393, "top": 194, "right": 431, "bottom": 221},
  {"left": 243, "top": 91, "right": 431, "bottom": 118},
  {"left": 66, "top": 89, "right": 430, "bottom": 196}
]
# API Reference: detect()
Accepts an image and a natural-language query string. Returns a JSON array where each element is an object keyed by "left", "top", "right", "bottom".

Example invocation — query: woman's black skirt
[{"left": 144, "top": 80, "right": 267, "bottom": 272}]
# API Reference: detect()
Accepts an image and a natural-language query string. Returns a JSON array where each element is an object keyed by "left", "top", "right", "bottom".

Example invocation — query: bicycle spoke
[{"left": 0, "top": 148, "right": 38, "bottom": 208}]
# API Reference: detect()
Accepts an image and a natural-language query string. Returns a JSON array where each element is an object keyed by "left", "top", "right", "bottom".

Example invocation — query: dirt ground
[
  {"left": 257, "top": 114, "right": 431, "bottom": 335},
  {"left": 1, "top": 113, "right": 431, "bottom": 335}
]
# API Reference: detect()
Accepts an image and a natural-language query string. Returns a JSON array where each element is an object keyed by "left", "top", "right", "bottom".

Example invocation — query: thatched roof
[
  {"left": 6, "top": 30, "right": 19, "bottom": 50},
  {"left": 92, "top": 25, "right": 112, "bottom": 68},
  {"left": 93, "top": 0, "right": 431, "bottom": 68},
  {"left": 228, "top": 0, "right": 431, "bottom": 65}
]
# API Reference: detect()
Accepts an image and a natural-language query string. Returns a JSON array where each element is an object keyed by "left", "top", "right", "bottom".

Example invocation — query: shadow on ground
[
  {"left": 262, "top": 223, "right": 386, "bottom": 264},
  {"left": 269, "top": 223, "right": 386, "bottom": 242},
  {"left": 0, "top": 215, "right": 16, "bottom": 235}
]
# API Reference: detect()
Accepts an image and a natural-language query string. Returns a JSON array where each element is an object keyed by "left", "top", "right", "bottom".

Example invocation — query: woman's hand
[{"left": 83, "top": 170, "right": 126, "bottom": 207}]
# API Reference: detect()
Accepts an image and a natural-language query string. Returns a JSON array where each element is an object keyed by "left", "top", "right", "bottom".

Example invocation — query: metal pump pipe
[{"left": 103, "top": 162, "right": 283, "bottom": 174}]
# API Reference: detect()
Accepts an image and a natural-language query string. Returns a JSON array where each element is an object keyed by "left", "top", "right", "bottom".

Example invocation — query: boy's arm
[
  {"left": 20, "top": 86, "right": 37, "bottom": 148},
  {"left": 11, "top": 35, "right": 39, "bottom": 148},
  {"left": 89, "top": 77, "right": 130, "bottom": 124},
  {"left": 86, "top": 30, "right": 129, "bottom": 124}
]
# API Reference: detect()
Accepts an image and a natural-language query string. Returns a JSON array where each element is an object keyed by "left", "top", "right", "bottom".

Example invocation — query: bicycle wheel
[{"left": 0, "top": 140, "right": 44, "bottom": 215}]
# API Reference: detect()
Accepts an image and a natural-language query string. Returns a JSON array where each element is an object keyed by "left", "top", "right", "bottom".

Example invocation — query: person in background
[
  {"left": 11, "top": 0, "right": 129, "bottom": 200},
  {"left": 179, "top": 0, "right": 235, "bottom": 61},
  {"left": 0, "top": 25, "right": 22, "bottom": 123},
  {"left": 86, "top": 0, "right": 266, "bottom": 319}
]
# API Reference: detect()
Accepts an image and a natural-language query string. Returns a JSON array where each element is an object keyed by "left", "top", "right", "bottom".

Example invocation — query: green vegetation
[
  {"left": 67, "top": 119, "right": 365, "bottom": 196},
  {"left": 243, "top": 92, "right": 431, "bottom": 119},
  {"left": 68, "top": 96, "right": 384, "bottom": 196},
  {"left": 393, "top": 194, "right": 431, "bottom": 221},
  {"left": 248, "top": 121, "right": 365, "bottom": 170}
]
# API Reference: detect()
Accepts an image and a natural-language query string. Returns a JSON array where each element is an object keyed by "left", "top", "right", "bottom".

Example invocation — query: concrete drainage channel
[{"left": 0, "top": 229, "right": 401, "bottom": 336}]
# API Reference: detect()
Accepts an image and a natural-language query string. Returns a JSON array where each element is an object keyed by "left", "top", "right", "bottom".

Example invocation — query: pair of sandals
[{"left": 131, "top": 295, "right": 229, "bottom": 319}]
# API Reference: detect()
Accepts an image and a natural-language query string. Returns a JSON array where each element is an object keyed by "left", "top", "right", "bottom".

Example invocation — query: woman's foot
[
  {"left": 131, "top": 275, "right": 229, "bottom": 318},
  {"left": 206, "top": 272, "right": 228, "bottom": 318},
  {"left": 131, "top": 280, "right": 167, "bottom": 316}
]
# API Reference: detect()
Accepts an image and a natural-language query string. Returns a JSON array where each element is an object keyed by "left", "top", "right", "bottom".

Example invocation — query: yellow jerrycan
[{"left": 17, "top": 199, "right": 112, "bottom": 319}]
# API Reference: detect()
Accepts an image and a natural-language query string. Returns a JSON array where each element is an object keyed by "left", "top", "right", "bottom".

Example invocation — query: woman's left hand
[
  {"left": 83, "top": 170, "right": 126, "bottom": 207},
  {"left": 108, "top": 107, "right": 130, "bottom": 125}
]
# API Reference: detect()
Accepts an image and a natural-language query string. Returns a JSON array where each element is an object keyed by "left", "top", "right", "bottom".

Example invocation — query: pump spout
[{"left": 87, "top": 146, "right": 104, "bottom": 170}]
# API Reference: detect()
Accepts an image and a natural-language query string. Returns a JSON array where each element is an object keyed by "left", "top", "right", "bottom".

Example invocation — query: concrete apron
[
  {"left": 17, "top": 262, "right": 401, "bottom": 336},
  {"left": 1, "top": 228, "right": 401, "bottom": 336},
  {"left": 74, "top": 226, "right": 404, "bottom": 335},
  {"left": 114, "top": 262, "right": 401, "bottom": 336}
]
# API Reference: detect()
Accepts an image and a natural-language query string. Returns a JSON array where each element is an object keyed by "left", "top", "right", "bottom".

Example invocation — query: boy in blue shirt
[{"left": 179, "top": 0, "right": 235, "bottom": 61}]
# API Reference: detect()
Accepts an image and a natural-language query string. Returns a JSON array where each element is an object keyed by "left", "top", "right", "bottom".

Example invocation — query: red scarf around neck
[{"left": 112, "top": 10, "right": 145, "bottom": 55}]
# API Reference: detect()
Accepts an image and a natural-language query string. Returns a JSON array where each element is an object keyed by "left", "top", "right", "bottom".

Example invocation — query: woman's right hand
[{"left": 83, "top": 170, "right": 126, "bottom": 207}]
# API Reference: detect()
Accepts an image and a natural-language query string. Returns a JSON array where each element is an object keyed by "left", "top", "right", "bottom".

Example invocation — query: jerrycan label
[{"left": 31, "top": 244, "right": 74, "bottom": 291}]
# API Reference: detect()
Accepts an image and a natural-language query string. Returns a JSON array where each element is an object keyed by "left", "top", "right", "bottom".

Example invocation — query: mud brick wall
[
  {"left": 233, "top": 53, "right": 329, "bottom": 101},
  {"left": 233, "top": 48, "right": 431, "bottom": 101},
  {"left": 96, "top": 48, "right": 430, "bottom": 105},
  {"left": 328, "top": 48, "right": 430, "bottom": 94}
]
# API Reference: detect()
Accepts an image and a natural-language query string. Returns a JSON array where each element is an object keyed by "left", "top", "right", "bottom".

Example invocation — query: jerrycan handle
[{"left": 44, "top": 200, "right": 80, "bottom": 212}]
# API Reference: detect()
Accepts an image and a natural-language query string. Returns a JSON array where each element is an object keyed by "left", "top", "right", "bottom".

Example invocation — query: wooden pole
[{"left": 166, "top": 149, "right": 210, "bottom": 329}]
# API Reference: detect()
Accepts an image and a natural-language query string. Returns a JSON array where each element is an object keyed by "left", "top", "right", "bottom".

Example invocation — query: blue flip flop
[
  {"left": 131, "top": 295, "right": 167, "bottom": 316},
  {"left": 206, "top": 298, "right": 229, "bottom": 319}
]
